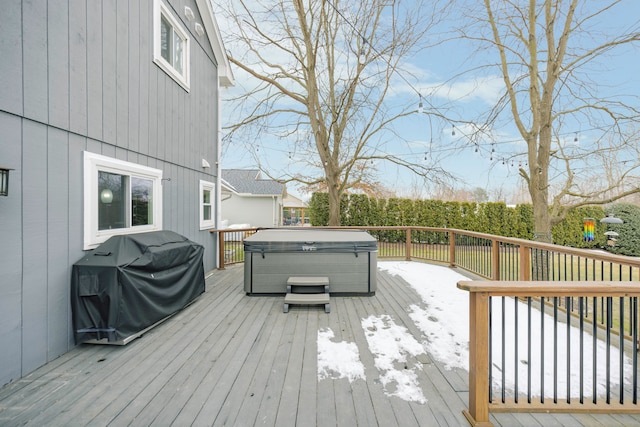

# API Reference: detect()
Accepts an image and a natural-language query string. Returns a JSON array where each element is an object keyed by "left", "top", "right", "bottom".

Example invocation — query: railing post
[
  {"left": 464, "top": 290, "right": 493, "bottom": 427},
  {"left": 405, "top": 228, "right": 412, "bottom": 261},
  {"left": 218, "top": 231, "right": 226, "bottom": 270},
  {"left": 491, "top": 240, "right": 500, "bottom": 281},
  {"left": 449, "top": 231, "right": 456, "bottom": 268},
  {"left": 519, "top": 244, "right": 530, "bottom": 281}
]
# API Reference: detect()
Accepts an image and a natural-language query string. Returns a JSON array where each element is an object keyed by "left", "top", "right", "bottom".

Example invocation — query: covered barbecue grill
[
  {"left": 71, "top": 231, "right": 205, "bottom": 344},
  {"left": 243, "top": 229, "right": 377, "bottom": 295}
]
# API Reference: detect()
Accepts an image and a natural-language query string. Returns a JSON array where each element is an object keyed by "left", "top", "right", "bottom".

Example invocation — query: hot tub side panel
[{"left": 244, "top": 251, "right": 377, "bottom": 295}]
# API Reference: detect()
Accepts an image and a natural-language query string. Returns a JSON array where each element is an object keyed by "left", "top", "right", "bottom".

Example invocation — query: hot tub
[{"left": 243, "top": 229, "right": 377, "bottom": 295}]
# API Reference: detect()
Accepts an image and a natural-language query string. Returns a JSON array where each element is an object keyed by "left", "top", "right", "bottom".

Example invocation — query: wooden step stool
[{"left": 284, "top": 276, "right": 330, "bottom": 313}]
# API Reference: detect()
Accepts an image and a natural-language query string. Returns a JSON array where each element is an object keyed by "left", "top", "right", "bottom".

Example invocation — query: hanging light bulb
[
  {"left": 474, "top": 145, "right": 478, "bottom": 153},
  {"left": 417, "top": 101, "right": 424, "bottom": 114},
  {"left": 451, "top": 125, "right": 456, "bottom": 136},
  {"left": 358, "top": 48, "right": 366, "bottom": 65},
  {"left": 574, "top": 132, "right": 579, "bottom": 142},
  {"left": 424, "top": 152, "right": 428, "bottom": 161},
  {"left": 358, "top": 37, "right": 367, "bottom": 65}
]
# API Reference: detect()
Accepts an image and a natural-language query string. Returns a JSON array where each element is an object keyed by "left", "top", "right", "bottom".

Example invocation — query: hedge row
[{"left": 309, "top": 192, "right": 610, "bottom": 248}]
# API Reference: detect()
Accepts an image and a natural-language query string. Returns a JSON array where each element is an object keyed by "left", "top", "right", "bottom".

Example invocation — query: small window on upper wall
[
  {"left": 154, "top": 0, "right": 190, "bottom": 90},
  {"left": 200, "top": 180, "right": 215, "bottom": 229}
]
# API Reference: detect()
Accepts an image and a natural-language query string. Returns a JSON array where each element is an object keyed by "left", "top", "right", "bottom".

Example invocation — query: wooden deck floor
[{"left": 2, "top": 264, "right": 640, "bottom": 426}]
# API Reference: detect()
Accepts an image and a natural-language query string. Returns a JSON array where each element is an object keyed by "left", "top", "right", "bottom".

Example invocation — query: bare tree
[
  {"left": 215, "top": 0, "right": 453, "bottom": 225},
  {"left": 458, "top": 0, "right": 640, "bottom": 242}
]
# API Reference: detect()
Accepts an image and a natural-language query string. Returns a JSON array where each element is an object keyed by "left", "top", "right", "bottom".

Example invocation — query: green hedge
[
  {"left": 606, "top": 203, "right": 640, "bottom": 256},
  {"left": 308, "top": 192, "right": 613, "bottom": 249}
]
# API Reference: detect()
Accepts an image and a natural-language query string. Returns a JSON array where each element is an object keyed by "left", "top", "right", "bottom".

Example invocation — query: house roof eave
[{"left": 195, "top": 0, "right": 235, "bottom": 87}]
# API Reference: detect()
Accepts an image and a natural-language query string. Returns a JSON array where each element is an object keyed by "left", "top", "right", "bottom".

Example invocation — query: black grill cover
[{"left": 71, "top": 231, "right": 205, "bottom": 344}]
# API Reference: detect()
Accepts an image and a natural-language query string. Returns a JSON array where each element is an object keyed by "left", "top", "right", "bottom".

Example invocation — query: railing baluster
[
  {"left": 501, "top": 296, "right": 506, "bottom": 403},
  {"left": 489, "top": 295, "right": 493, "bottom": 404},
  {"left": 620, "top": 296, "right": 625, "bottom": 404},
  {"left": 607, "top": 297, "right": 612, "bottom": 404},
  {"left": 514, "top": 295, "right": 519, "bottom": 403},
  {"left": 566, "top": 296, "right": 571, "bottom": 403},
  {"left": 579, "top": 296, "right": 584, "bottom": 404},
  {"left": 593, "top": 296, "right": 598, "bottom": 404},
  {"left": 541, "top": 295, "right": 545, "bottom": 403},
  {"left": 553, "top": 296, "right": 558, "bottom": 404},
  {"left": 528, "top": 296, "right": 532, "bottom": 404},
  {"left": 634, "top": 297, "right": 638, "bottom": 404}
]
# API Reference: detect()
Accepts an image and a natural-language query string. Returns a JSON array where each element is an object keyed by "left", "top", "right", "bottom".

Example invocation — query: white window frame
[
  {"left": 199, "top": 180, "right": 215, "bottom": 229},
  {"left": 83, "top": 152, "right": 163, "bottom": 250},
  {"left": 153, "top": 0, "right": 190, "bottom": 91}
]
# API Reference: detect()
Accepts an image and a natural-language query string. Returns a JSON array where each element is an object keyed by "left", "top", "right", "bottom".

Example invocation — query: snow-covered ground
[{"left": 317, "top": 261, "right": 635, "bottom": 404}]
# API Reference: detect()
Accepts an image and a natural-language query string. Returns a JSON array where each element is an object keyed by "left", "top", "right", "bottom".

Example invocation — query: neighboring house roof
[
  {"left": 222, "top": 169, "right": 285, "bottom": 196},
  {"left": 283, "top": 193, "right": 308, "bottom": 209},
  {"left": 220, "top": 177, "right": 238, "bottom": 194}
]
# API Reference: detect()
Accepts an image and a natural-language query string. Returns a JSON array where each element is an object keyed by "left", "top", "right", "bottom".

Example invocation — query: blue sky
[{"left": 215, "top": 1, "right": 640, "bottom": 202}]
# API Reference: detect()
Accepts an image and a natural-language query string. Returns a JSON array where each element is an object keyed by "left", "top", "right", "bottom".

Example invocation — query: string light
[{"left": 323, "top": 0, "right": 628, "bottom": 178}]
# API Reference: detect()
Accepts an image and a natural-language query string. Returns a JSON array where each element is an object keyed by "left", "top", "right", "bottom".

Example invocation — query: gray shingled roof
[{"left": 222, "top": 169, "right": 285, "bottom": 196}]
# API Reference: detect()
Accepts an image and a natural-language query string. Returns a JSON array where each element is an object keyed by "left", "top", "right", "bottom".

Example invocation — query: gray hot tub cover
[{"left": 71, "top": 231, "right": 205, "bottom": 344}]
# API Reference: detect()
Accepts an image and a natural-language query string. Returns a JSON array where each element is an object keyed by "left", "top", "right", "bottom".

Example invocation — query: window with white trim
[
  {"left": 199, "top": 180, "right": 215, "bottom": 229},
  {"left": 83, "top": 152, "right": 163, "bottom": 249},
  {"left": 153, "top": 0, "right": 190, "bottom": 90}
]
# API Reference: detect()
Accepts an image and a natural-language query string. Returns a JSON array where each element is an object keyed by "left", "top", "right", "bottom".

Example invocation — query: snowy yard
[{"left": 317, "top": 261, "right": 635, "bottom": 404}]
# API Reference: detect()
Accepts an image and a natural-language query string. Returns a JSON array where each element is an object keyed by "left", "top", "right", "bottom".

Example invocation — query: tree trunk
[
  {"left": 326, "top": 167, "right": 342, "bottom": 226},
  {"left": 529, "top": 141, "right": 552, "bottom": 280},
  {"left": 328, "top": 187, "right": 341, "bottom": 226}
]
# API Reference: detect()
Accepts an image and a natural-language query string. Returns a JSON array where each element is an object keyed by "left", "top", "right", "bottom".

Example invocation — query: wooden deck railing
[
  {"left": 457, "top": 281, "right": 640, "bottom": 426},
  {"left": 211, "top": 225, "right": 640, "bottom": 281}
]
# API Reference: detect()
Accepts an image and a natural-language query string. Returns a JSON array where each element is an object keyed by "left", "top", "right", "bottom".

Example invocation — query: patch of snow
[
  {"left": 379, "top": 261, "right": 635, "bottom": 399},
  {"left": 361, "top": 314, "right": 427, "bottom": 404},
  {"left": 317, "top": 328, "right": 365, "bottom": 382}
]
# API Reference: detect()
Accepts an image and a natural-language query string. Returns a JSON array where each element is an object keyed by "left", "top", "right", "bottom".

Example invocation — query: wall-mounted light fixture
[
  {"left": 100, "top": 188, "right": 113, "bottom": 204},
  {"left": 201, "top": 158, "right": 211, "bottom": 169},
  {"left": 195, "top": 23, "right": 204, "bottom": 36},
  {"left": 184, "top": 6, "right": 195, "bottom": 21},
  {"left": 0, "top": 167, "right": 14, "bottom": 196}
]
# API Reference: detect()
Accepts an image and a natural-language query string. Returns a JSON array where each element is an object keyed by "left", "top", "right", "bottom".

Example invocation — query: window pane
[
  {"left": 160, "top": 15, "right": 171, "bottom": 64},
  {"left": 132, "top": 177, "right": 153, "bottom": 226},
  {"left": 173, "top": 32, "right": 184, "bottom": 74},
  {"left": 203, "top": 189, "right": 211, "bottom": 221},
  {"left": 98, "top": 171, "right": 126, "bottom": 230}
]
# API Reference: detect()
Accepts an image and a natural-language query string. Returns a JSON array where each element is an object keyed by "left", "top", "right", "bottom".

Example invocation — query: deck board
[{"left": 2, "top": 264, "right": 640, "bottom": 426}]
